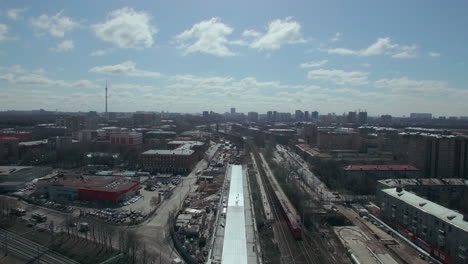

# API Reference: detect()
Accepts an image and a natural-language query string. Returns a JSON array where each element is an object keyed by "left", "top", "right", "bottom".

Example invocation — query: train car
[
  {"left": 270, "top": 176, "right": 303, "bottom": 239},
  {"left": 254, "top": 150, "right": 303, "bottom": 239},
  {"left": 278, "top": 198, "right": 303, "bottom": 239}
]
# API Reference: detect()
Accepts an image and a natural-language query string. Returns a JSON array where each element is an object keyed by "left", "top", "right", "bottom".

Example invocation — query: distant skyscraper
[
  {"left": 295, "top": 110, "right": 304, "bottom": 121},
  {"left": 267, "top": 111, "right": 273, "bottom": 121},
  {"left": 105, "top": 80, "right": 108, "bottom": 113},
  {"left": 347, "top": 111, "right": 357, "bottom": 123},
  {"left": 202, "top": 111, "right": 209, "bottom": 118},
  {"left": 273, "top": 111, "right": 279, "bottom": 122},
  {"left": 358, "top": 111, "right": 368, "bottom": 124},
  {"left": 247, "top": 112, "right": 259, "bottom": 122},
  {"left": 410, "top": 113, "right": 432, "bottom": 119},
  {"left": 311, "top": 111, "right": 319, "bottom": 121},
  {"left": 230, "top": 108, "right": 236, "bottom": 114}
]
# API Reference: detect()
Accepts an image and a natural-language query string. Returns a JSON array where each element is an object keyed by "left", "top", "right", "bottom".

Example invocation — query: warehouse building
[
  {"left": 36, "top": 176, "right": 140, "bottom": 204},
  {"left": 377, "top": 187, "right": 468, "bottom": 264},
  {"left": 141, "top": 141, "right": 206, "bottom": 174}
]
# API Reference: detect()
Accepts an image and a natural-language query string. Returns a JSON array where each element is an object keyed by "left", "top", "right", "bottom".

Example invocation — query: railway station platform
[{"left": 209, "top": 164, "right": 259, "bottom": 264}]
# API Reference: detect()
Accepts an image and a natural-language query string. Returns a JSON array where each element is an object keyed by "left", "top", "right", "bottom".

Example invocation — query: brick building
[
  {"left": 110, "top": 132, "right": 142, "bottom": 146},
  {"left": 0, "top": 137, "right": 19, "bottom": 164},
  {"left": 141, "top": 141, "right": 206, "bottom": 174},
  {"left": 318, "top": 131, "right": 361, "bottom": 151}
]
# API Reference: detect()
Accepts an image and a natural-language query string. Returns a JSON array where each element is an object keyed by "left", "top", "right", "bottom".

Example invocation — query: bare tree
[
  {"left": 150, "top": 196, "right": 159, "bottom": 208},
  {"left": 105, "top": 225, "right": 115, "bottom": 250}
]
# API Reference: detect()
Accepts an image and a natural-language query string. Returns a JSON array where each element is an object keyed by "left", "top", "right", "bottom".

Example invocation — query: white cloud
[
  {"left": 0, "top": 24, "right": 9, "bottom": 41},
  {"left": 326, "top": 47, "right": 356, "bottom": 55},
  {"left": 49, "top": 40, "right": 74, "bottom": 52},
  {"left": 361, "top": 63, "right": 371, "bottom": 67},
  {"left": 92, "top": 7, "right": 156, "bottom": 49},
  {"left": 89, "top": 61, "right": 161, "bottom": 78},
  {"left": 0, "top": 73, "right": 15, "bottom": 82},
  {"left": 175, "top": 18, "right": 235, "bottom": 57},
  {"left": 391, "top": 45, "right": 417, "bottom": 58},
  {"left": 307, "top": 68, "right": 369, "bottom": 86},
  {"left": 327, "top": 37, "right": 417, "bottom": 58},
  {"left": 374, "top": 77, "right": 460, "bottom": 96},
  {"left": 248, "top": 18, "right": 305, "bottom": 50},
  {"left": 331, "top": 32, "right": 341, "bottom": 42},
  {"left": 242, "top": 29, "right": 260, "bottom": 38},
  {"left": 300, "top": 60, "right": 328, "bottom": 68},
  {"left": 90, "top": 49, "right": 111, "bottom": 56},
  {"left": 429, "top": 52, "right": 441, "bottom": 57},
  {"left": 30, "top": 11, "right": 79, "bottom": 38},
  {"left": 0, "top": 68, "right": 98, "bottom": 88},
  {"left": 6, "top": 8, "right": 28, "bottom": 21}
]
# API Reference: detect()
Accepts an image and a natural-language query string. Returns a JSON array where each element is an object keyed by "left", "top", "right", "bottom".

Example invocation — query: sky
[{"left": 0, "top": 0, "right": 467, "bottom": 117}]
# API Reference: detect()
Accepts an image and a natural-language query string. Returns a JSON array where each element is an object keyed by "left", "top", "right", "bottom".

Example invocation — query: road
[
  {"left": 0, "top": 229, "right": 79, "bottom": 264},
  {"left": 129, "top": 142, "right": 220, "bottom": 263}
]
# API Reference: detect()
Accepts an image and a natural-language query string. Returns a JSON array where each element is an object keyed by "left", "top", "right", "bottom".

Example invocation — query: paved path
[{"left": 131, "top": 143, "right": 220, "bottom": 263}]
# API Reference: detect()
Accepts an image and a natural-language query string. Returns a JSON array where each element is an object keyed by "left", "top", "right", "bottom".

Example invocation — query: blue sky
[{"left": 0, "top": 0, "right": 467, "bottom": 116}]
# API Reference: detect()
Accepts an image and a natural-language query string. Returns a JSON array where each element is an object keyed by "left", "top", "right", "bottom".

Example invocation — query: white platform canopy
[{"left": 222, "top": 165, "right": 247, "bottom": 264}]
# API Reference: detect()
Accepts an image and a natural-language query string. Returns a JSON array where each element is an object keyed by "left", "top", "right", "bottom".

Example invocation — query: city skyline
[{"left": 1, "top": 1, "right": 468, "bottom": 116}]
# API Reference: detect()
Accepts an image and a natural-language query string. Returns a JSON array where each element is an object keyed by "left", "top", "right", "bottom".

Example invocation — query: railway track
[{"left": 248, "top": 141, "right": 315, "bottom": 264}]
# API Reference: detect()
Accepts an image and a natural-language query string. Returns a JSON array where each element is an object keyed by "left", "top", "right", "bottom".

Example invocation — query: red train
[
  {"left": 267, "top": 168, "right": 303, "bottom": 239},
  {"left": 277, "top": 196, "right": 303, "bottom": 239}
]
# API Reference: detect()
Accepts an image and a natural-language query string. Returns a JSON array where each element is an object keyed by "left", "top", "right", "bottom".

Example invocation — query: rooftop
[
  {"left": 167, "top": 140, "right": 204, "bottom": 146},
  {"left": 0, "top": 136, "right": 20, "bottom": 141},
  {"left": 143, "top": 140, "right": 203, "bottom": 156},
  {"left": 0, "top": 166, "right": 33, "bottom": 176},
  {"left": 37, "top": 176, "right": 139, "bottom": 192},
  {"left": 222, "top": 165, "right": 247, "bottom": 264},
  {"left": 383, "top": 188, "right": 468, "bottom": 232},
  {"left": 398, "top": 132, "right": 457, "bottom": 139},
  {"left": 267, "top": 128, "right": 295, "bottom": 132},
  {"left": 378, "top": 178, "right": 468, "bottom": 188},
  {"left": 142, "top": 149, "right": 194, "bottom": 155},
  {"left": 146, "top": 130, "right": 176, "bottom": 135},
  {"left": 344, "top": 165, "right": 419, "bottom": 171},
  {"left": 18, "top": 139, "right": 48, "bottom": 147}
]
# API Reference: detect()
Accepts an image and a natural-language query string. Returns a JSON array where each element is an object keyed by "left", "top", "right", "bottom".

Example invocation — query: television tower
[{"left": 105, "top": 80, "right": 108, "bottom": 113}]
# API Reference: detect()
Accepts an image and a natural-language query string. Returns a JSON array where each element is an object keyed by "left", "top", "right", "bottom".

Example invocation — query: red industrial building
[{"left": 37, "top": 176, "right": 140, "bottom": 204}]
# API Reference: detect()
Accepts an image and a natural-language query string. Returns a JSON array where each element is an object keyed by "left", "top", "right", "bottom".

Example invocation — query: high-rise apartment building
[
  {"left": 311, "top": 111, "right": 319, "bottom": 121},
  {"left": 295, "top": 110, "right": 304, "bottom": 121},
  {"left": 397, "top": 133, "right": 468, "bottom": 179},
  {"left": 410, "top": 113, "right": 433, "bottom": 119},
  {"left": 247, "top": 112, "right": 259, "bottom": 122},
  {"left": 347, "top": 111, "right": 357, "bottom": 123},
  {"left": 358, "top": 111, "right": 368, "bottom": 124}
]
